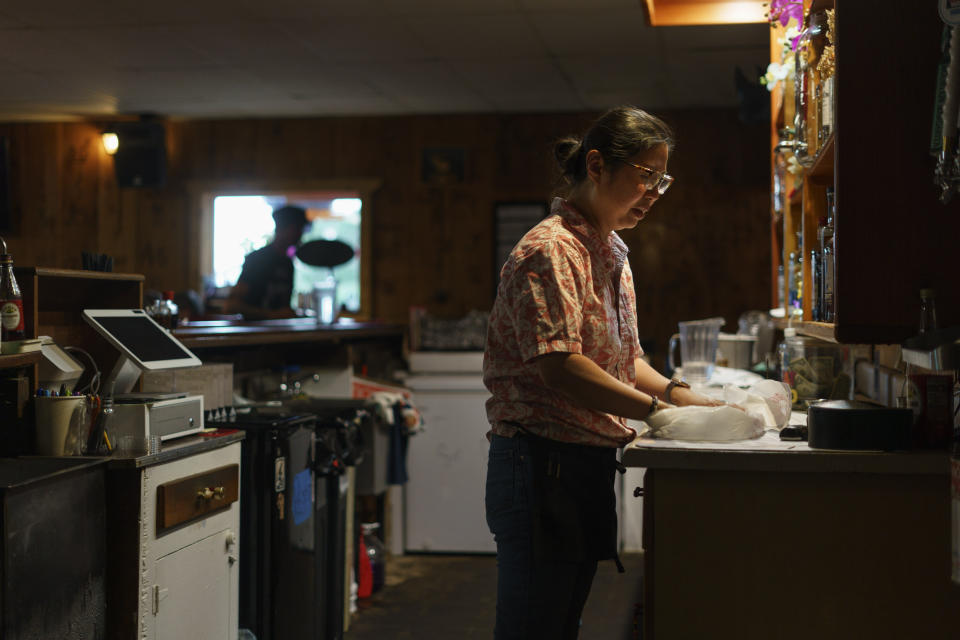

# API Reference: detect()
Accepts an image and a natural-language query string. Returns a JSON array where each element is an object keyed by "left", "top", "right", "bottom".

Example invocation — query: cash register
[{"left": 83, "top": 309, "right": 205, "bottom": 441}]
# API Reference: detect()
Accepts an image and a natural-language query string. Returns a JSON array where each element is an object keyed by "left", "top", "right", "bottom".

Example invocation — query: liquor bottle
[
  {"left": 810, "top": 247, "right": 822, "bottom": 321},
  {"left": 819, "top": 195, "right": 836, "bottom": 323},
  {"left": 808, "top": 11, "right": 829, "bottom": 148},
  {"left": 795, "top": 251, "right": 804, "bottom": 317},
  {"left": 0, "top": 238, "right": 25, "bottom": 342},
  {"left": 163, "top": 291, "right": 179, "bottom": 329},
  {"left": 794, "top": 46, "right": 810, "bottom": 162},
  {"left": 919, "top": 288, "right": 938, "bottom": 337},
  {"left": 787, "top": 250, "right": 798, "bottom": 311}
]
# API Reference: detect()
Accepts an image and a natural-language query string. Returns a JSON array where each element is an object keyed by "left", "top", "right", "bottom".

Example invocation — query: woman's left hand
[{"left": 670, "top": 386, "right": 744, "bottom": 411}]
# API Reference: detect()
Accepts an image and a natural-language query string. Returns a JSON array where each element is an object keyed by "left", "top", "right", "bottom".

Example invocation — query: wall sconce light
[{"left": 101, "top": 130, "right": 119, "bottom": 155}]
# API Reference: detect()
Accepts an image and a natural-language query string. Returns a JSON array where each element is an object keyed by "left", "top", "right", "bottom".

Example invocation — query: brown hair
[{"left": 554, "top": 106, "right": 674, "bottom": 194}]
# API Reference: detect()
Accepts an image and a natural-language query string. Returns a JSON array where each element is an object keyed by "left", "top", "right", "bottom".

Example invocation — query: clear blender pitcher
[{"left": 667, "top": 317, "right": 725, "bottom": 384}]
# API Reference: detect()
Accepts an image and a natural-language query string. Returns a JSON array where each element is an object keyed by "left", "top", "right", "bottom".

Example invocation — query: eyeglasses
[{"left": 620, "top": 160, "right": 674, "bottom": 195}]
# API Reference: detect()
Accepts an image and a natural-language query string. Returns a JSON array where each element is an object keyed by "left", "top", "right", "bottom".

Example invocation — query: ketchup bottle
[{"left": 0, "top": 237, "right": 24, "bottom": 342}]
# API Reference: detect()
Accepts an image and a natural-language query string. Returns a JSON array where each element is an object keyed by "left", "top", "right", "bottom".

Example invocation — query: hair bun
[{"left": 553, "top": 136, "right": 583, "bottom": 178}]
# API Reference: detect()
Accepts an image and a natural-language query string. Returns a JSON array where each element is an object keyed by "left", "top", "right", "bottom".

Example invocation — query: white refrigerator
[{"left": 403, "top": 351, "right": 496, "bottom": 553}]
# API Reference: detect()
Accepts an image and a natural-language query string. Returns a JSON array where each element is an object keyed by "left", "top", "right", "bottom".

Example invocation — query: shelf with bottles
[
  {"left": 771, "top": 318, "right": 837, "bottom": 343},
  {"left": 768, "top": 0, "right": 837, "bottom": 332},
  {"left": 805, "top": 131, "right": 834, "bottom": 183},
  {"left": 770, "top": 1, "right": 960, "bottom": 344}
]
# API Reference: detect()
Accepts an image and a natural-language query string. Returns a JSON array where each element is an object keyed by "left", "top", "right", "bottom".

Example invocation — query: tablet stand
[{"left": 104, "top": 354, "right": 142, "bottom": 397}]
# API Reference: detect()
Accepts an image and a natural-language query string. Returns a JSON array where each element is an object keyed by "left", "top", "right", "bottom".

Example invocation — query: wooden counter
[
  {"left": 623, "top": 430, "right": 949, "bottom": 475},
  {"left": 173, "top": 318, "right": 406, "bottom": 349},
  {"left": 107, "top": 430, "right": 244, "bottom": 469},
  {"left": 625, "top": 429, "right": 960, "bottom": 639}
]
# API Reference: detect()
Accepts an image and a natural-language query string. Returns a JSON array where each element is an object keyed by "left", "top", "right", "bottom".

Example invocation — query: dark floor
[{"left": 345, "top": 552, "right": 644, "bottom": 640}]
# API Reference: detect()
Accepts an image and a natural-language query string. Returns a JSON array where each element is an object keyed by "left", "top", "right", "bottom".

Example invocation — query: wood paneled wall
[{"left": 0, "top": 109, "right": 769, "bottom": 369}]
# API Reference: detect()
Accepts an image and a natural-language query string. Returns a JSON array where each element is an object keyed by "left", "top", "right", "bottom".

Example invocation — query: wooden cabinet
[
  {"left": 107, "top": 439, "right": 241, "bottom": 640},
  {"left": 769, "top": 0, "right": 960, "bottom": 344}
]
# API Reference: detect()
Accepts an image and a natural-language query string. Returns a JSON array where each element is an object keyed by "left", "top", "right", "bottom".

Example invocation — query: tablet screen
[{"left": 93, "top": 315, "right": 195, "bottom": 363}]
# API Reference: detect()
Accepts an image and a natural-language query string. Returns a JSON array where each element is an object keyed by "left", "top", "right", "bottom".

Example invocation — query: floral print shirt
[{"left": 483, "top": 198, "right": 642, "bottom": 447}]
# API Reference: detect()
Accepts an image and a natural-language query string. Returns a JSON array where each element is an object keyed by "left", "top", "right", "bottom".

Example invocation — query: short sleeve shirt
[
  {"left": 482, "top": 198, "right": 643, "bottom": 448},
  {"left": 237, "top": 246, "right": 294, "bottom": 310}
]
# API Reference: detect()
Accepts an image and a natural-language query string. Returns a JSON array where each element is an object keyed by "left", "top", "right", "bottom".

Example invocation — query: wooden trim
[
  {"left": 641, "top": 0, "right": 655, "bottom": 26},
  {"left": 13, "top": 267, "right": 145, "bottom": 282},
  {"left": 0, "top": 351, "right": 41, "bottom": 369},
  {"left": 155, "top": 463, "right": 239, "bottom": 534}
]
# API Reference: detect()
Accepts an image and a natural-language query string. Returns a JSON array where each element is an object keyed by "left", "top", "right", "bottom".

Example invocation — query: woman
[{"left": 483, "top": 106, "right": 722, "bottom": 639}]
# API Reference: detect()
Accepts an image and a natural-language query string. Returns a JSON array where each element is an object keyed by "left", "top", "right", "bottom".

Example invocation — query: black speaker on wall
[{"left": 113, "top": 121, "right": 166, "bottom": 188}]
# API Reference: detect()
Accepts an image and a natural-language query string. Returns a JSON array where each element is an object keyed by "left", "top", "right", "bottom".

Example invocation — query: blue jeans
[{"left": 485, "top": 434, "right": 598, "bottom": 640}]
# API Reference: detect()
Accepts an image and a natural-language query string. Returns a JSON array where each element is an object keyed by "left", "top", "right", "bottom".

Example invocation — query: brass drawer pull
[
  {"left": 196, "top": 486, "right": 226, "bottom": 501},
  {"left": 157, "top": 464, "right": 239, "bottom": 533}
]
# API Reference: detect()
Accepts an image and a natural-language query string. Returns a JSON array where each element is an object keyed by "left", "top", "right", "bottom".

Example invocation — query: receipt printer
[{"left": 112, "top": 393, "right": 204, "bottom": 442}]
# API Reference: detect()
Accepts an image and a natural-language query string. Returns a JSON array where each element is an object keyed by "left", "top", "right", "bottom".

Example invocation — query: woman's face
[{"left": 587, "top": 143, "right": 670, "bottom": 235}]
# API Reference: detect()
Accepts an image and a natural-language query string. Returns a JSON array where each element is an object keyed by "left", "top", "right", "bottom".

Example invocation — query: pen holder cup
[{"left": 35, "top": 396, "right": 85, "bottom": 456}]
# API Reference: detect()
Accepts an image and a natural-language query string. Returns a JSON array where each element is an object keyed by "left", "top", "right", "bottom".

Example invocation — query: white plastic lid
[{"left": 783, "top": 327, "right": 798, "bottom": 338}]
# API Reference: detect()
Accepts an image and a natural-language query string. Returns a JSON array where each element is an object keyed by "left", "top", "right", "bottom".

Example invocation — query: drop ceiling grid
[{"left": 0, "top": 0, "right": 770, "bottom": 119}]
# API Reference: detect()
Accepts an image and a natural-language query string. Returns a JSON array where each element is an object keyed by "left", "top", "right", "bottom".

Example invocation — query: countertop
[
  {"left": 107, "top": 430, "right": 244, "bottom": 469},
  {"left": 172, "top": 318, "right": 405, "bottom": 348},
  {"left": 622, "top": 414, "right": 950, "bottom": 476}
]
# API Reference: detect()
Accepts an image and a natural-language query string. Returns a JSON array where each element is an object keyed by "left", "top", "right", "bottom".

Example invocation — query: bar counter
[
  {"left": 173, "top": 318, "right": 406, "bottom": 349},
  {"left": 624, "top": 423, "right": 959, "bottom": 639}
]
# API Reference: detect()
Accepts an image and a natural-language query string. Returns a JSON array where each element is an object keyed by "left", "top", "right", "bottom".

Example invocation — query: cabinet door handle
[{"left": 196, "top": 486, "right": 226, "bottom": 501}]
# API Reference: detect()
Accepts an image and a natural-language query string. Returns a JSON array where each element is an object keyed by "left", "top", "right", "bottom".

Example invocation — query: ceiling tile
[
  {"left": 245, "top": 62, "right": 385, "bottom": 102},
  {"left": 0, "top": 28, "right": 97, "bottom": 72},
  {"left": 452, "top": 58, "right": 582, "bottom": 110},
  {"left": 0, "top": 1, "right": 155, "bottom": 28},
  {"left": 655, "top": 23, "right": 770, "bottom": 51},
  {"left": 45, "top": 25, "right": 220, "bottom": 71},
  {"left": 662, "top": 48, "right": 768, "bottom": 107},
  {"left": 556, "top": 55, "right": 664, "bottom": 95},
  {"left": 385, "top": 0, "right": 518, "bottom": 16},
  {"left": 519, "top": 0, "right": 642, "bottom": 9},
  {"left": 135, "top": 0, "right": 260, "bottom": 24},
  {"left": 0, "top": 11, "right": 28, "bottom": 29},
  {"left": 276, "top": 18, "right": 430, "bottom": 62},
  {"left": 528, "top": 8, "right": 657, "bottom": 56},
  {"left": 177, "top": 22, "right": 319, "bottom": 67},
  {"left": 237, "top": 0, "right": 391, "bottom": 21},
  {"left": 346, "top": 60, "right": 490, "bottom": 112},
  {"left": 404, "top": 13, "right": 545, "bottom": 61},
  {"left": 0, "top": 71, "right": 115, "bottom": 118}
]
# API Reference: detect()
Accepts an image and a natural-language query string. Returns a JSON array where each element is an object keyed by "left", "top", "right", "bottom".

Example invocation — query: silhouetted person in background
[{"left": 226, "top": 205, "right": 308, "bottom": 320}]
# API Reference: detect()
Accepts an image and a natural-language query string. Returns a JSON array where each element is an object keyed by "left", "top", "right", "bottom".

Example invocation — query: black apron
[{"left": 518, "top": 430, "right": 625, "bottom": 572}]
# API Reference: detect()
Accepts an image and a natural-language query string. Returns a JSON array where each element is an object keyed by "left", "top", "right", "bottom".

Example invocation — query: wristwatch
[{"left": 665, "top": 378, "right": 691, "bottom": 404}]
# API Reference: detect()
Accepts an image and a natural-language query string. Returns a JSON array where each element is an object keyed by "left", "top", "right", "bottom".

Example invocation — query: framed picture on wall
[
  {"left": 493, "top": 201, "right": 548, "bottom": 289},
  {"left": 421, "top": 147, "right": 466, "bottom": 184},
  {"left": 0, "top": 137, "right": 11, "bottom": 232}
]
